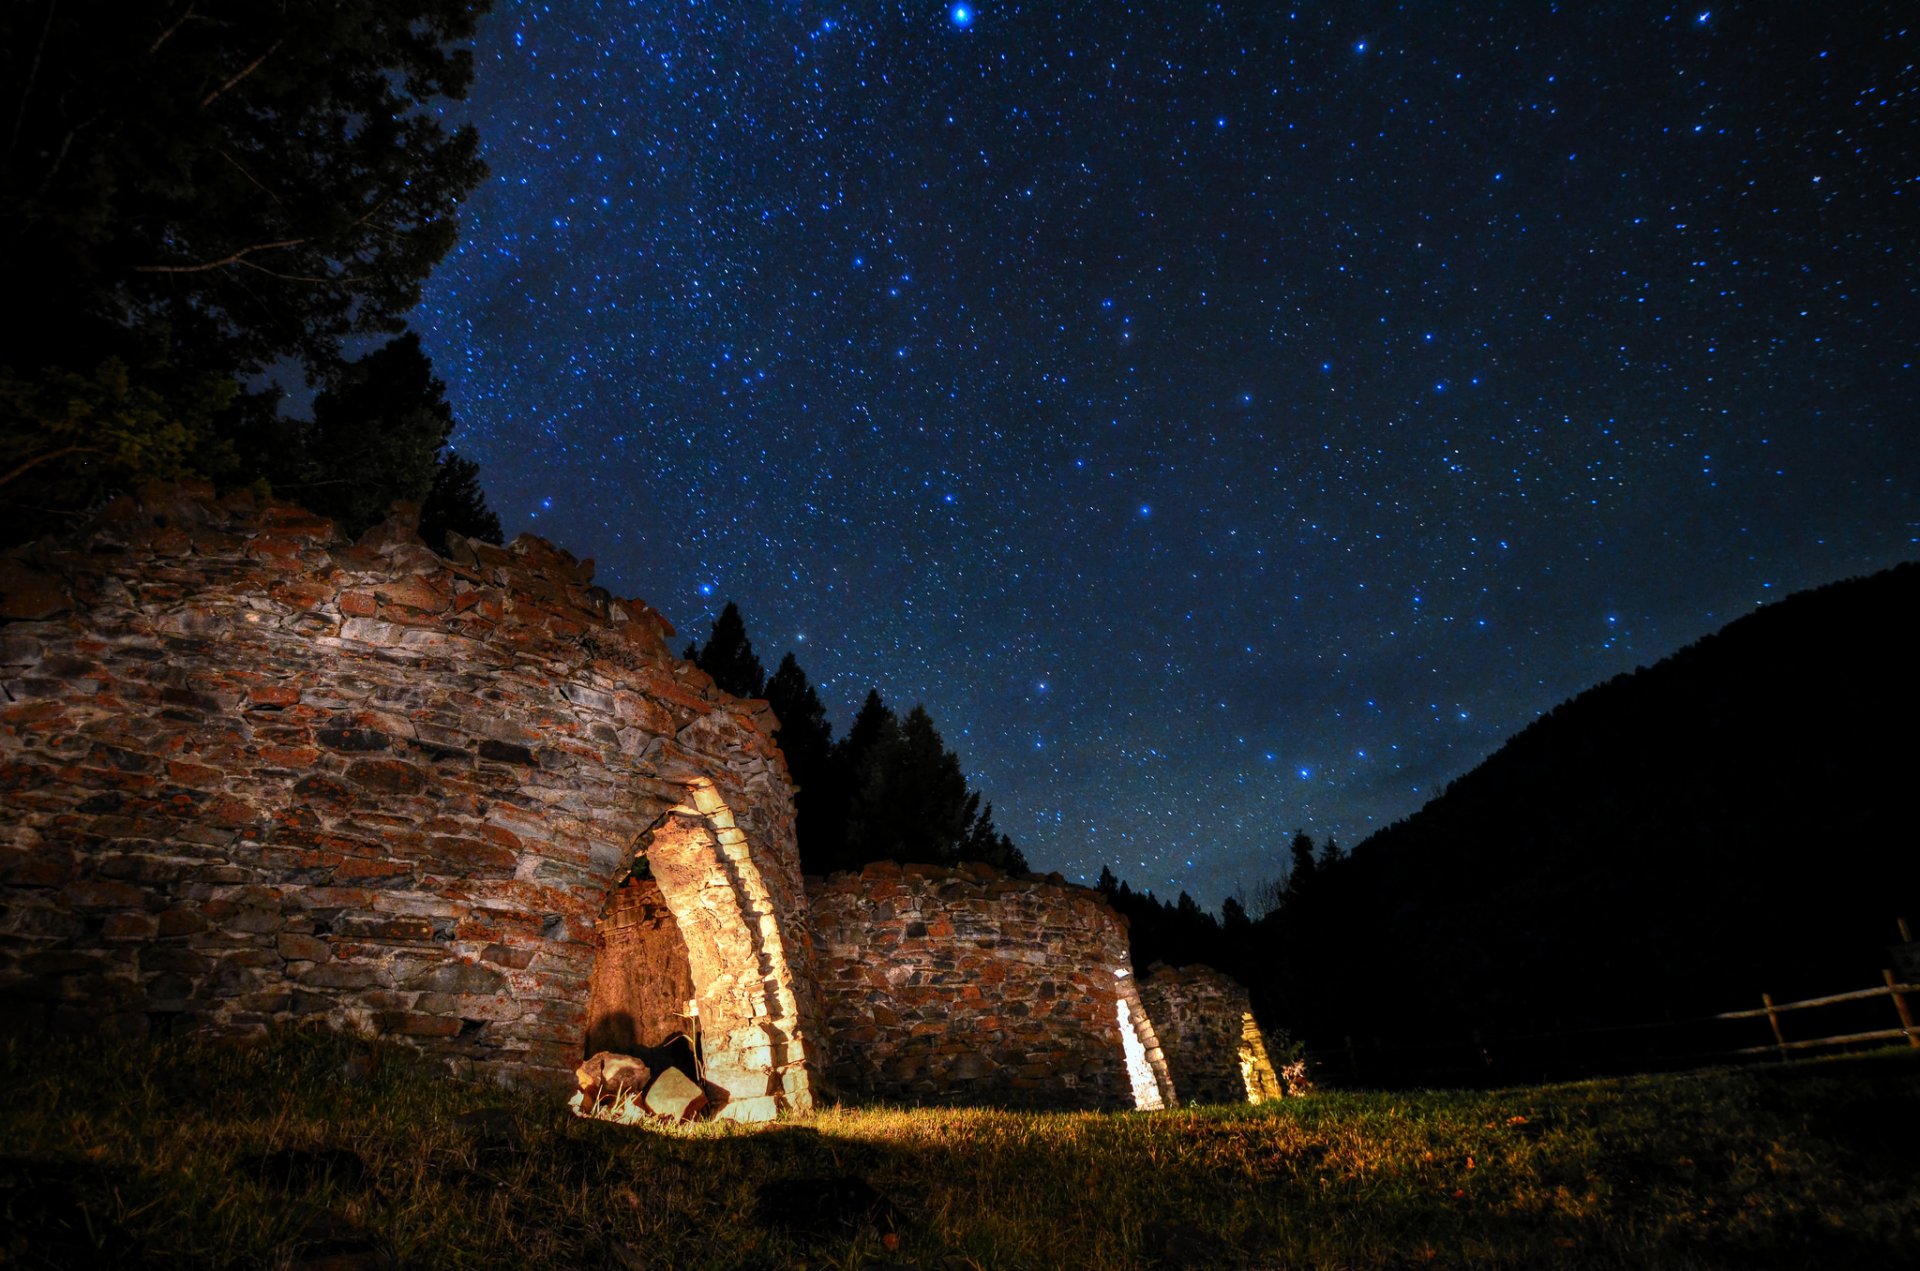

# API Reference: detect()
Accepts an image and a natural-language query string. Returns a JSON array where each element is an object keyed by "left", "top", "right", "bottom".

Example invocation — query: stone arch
[
  {"left": 1115, "top": 970, "right": 1176, "bottom": 1110},
  {"left": 583, "top": 777, "right": 813, "bottom": 1121}
]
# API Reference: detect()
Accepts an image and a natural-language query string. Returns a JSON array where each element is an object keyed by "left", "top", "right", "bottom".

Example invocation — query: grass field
[{"left": 2, "top": 1031, "right": 1916, "bottom": 1269}]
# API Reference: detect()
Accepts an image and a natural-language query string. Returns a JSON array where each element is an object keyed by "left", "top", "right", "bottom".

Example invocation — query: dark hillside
[{"left": 1268, "top": 563, "right": 1920, "bottom": 1079}]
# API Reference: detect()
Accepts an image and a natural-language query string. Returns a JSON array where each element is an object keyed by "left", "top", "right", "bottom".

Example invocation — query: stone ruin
[
  {"left": 1138, "top": 962, "right": 1286, "bottom": 1104},
  {"left": 809, "top": 861, "right": 1174, "bottom": 1110},
  {"left": 0, "top": 485, "right": 1283, "bottom": 1116}
]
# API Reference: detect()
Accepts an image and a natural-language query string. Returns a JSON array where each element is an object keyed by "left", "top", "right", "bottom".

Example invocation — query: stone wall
[
  {"left": 0, "top": 485, "right": 823, "bottom": 1115},
  {"left": 1137, "top": 962, "right": 1284, "bottom": 1105},
  {"left": 806, "top": 861, "right": 1175, "bottom": 1110},
  {"left": 584, "top": 876, "right": 694, "bottom": 1056}
]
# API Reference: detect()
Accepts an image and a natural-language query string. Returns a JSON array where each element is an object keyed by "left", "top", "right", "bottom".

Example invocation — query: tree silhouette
[
  {"left": 764, "top": 653, "right": 835, "bottom": 871},
  {"left": 283, "top": 333, "right": 456, "bottom": 536},
  {"left": 684, "top": 602, "right": 766, "bottom": 700},
  {"left": 0, "top": 0, "right": 493, "bottom": 538},
  {"left": 960, "top": 798, "right": 1030, "bottom": 875},
  {"left": 847, "top": 706, "right": 972, "bottom": 866},
  {"left": 1285, "top": 831, "right": 1319, "bottom": 905},
  {"left": 419, "top": 450, "right": 504, "bottom": 547}
]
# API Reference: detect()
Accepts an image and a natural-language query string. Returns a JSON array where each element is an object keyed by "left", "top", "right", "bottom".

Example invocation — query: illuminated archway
[{"left": 583, "top": 778, "right": 813, "bottom": 1121}]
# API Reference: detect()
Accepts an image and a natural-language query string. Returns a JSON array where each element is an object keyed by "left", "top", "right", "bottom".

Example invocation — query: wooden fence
[
  {"left": 1307, "top": 961, "right": 1920, "bottom": 1087},
  {"left": 1721, "top": 968, "right": 1920, "bottom": 1058}
]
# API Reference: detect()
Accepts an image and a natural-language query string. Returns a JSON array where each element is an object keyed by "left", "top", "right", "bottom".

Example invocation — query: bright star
[{"left": 950, "top": 4, "right": 973, "bottom": 29}]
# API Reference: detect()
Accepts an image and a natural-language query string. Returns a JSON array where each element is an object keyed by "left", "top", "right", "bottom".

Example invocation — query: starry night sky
[{"left": 417, "top": 3, "right": 1917, "bottom": 907}]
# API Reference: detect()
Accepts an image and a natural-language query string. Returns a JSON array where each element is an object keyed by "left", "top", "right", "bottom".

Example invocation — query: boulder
[{"left": 575, "top": 1051, "right": 652, "bottom": 1111}]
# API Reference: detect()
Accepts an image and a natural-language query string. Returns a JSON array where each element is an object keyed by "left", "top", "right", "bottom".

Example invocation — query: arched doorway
[{"left": 582, "top": 779, "right": 814, "bottom": 1121}]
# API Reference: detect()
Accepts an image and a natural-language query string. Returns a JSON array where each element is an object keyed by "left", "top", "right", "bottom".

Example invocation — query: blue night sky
[{"left": 418, "top": 3, "right": 1916, "bottom": 907}]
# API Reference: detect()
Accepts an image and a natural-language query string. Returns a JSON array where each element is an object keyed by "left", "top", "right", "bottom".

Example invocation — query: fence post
[
  {"left": 1344, "top": 1035, "right": 1360, "bottom": 1083},
  {"left": 1762, "top": 993, "right": 1787, "bottom": 1060},
  {"left": 1885, "top": 969, "right": 1920, "bottom": 1049}
]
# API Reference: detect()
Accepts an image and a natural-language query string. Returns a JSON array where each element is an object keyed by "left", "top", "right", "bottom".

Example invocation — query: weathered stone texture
[
  {"left": 0, "top": 484, "right": 824, "bottom": 1109},
  {"left": 584, "top": 876, "right": 695, "bottom": 1056},
  {"left": 1137, "top": 962, "right": 1283, "bottom": 1105},
  {"left": 806, "top": 861, "right": 1175, "bottom": 1110}
]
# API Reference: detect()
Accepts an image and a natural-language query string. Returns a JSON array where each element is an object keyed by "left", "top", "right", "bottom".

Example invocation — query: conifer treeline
[
  {"left": 1092, "top": 831, "right": 1343, "bottom": 997},
  {"left": 684, "top": 603, "right": 1028, "bottom": 878}
]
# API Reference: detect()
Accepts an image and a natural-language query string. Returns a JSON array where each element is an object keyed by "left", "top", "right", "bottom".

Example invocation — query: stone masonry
[
  {"left": 0, "top": 485, "right": 822, "bottom": 1116},
  {"left": 583, "top": 875, "right": 694, "bottom": 1057},
  {"left": 807, "top": 861, "right": 1176, "bottom": 1110},
  {"left": 1138, "top": 961, "right": 1285, "bottom": 1104},
  {"left": 0, "top": 485, "right": 1285, "bottom": 1115}
]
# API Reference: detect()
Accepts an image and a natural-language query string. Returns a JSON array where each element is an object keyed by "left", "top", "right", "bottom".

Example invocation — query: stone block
[
  {"left": 402, "top": 960, "right": 506, "bottom": 995},
  {"left": 277, "top": 933, "right": 330, "bottom": 962},
  {"left": 375, "top": 1011, "right": 463, "bottom": 1038}
]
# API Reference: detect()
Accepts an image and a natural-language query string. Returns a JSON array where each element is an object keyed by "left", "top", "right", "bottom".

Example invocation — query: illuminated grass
[{"left": 2, "top": 1031, "right": 1916, "bottom": 1268}]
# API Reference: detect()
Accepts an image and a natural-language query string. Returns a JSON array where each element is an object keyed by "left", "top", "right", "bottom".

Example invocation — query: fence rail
[
  {"left": 1309, "top": 962, "right": 1920, "bottom": 1087},
  {"left": 1724, "top": 969, "right": 1920, "bottom": 1059}
]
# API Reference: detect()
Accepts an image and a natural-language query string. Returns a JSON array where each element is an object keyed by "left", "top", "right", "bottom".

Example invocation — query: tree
[
  {"left": 765, "top": 653, "right": 835, "bottom": 871},
  {"left": 1, "top": 1, "right": 493, "bottom": 537},
  {"left": 685, "top": 602, "right": 766, "bottom": 700},
  {"left": 1286, "top": 831, "right": 1319, "bottom": 902},
  {"left": 803, "top": 689, "right": 896, "bottom": 875},
  {"left": 1097, "top": 866, "right": 1119, "bottom": 896},
  {"left": 847, "top": 705, "right": 972, "bottom": 866},
  {"left": 837, "top": 691, "right": 895, "bottom": 771},
  {"left": 0, "top": 359, "right": 239, "bottom": 541},
  {"left": 281, "top": 332, "right": 454, "bottom": 536},
  {"left": 2, "top": 0, "right": 489, "bottom": 383},
  {"left": 959, "top": 798, "right": 1030, "bottom": 875},
  {"left": 1220, "top": 895, "right": 1250, "bottom": 932},
  {"left": 419, "top": 450, "right": 504, "bottom": 547}
]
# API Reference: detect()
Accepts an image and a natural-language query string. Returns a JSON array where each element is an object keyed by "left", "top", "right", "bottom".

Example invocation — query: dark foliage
[
  {"left": 847, "top": 706, "right": 972, "bottom": 866},
  {"left": 684, "top": 602, "right": 767, "bottom": 699},
  {"left": 764, "top": 652, "right": 834, "bottom": 866},
  {"left": 959, "top": 798, "right": 1029, "bottom": 876},
  {"left": 687, "top": 607, "right": 1029, "bottom": 876},
  {"left": 1096, "top": 868, "right": 1246, "bottom": 976},
  {"left": 0, "top": 0, "right": 497, "bottom": 541},
  {"left": 419, "top": 450, "right": 504, "bottom": 547},
  {"left": 278, "top": 333, "right": 450, "bottom": 537}
]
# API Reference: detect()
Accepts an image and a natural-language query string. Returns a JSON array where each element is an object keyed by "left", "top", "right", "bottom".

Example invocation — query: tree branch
[
  {"left": 149, "top": 2, "right": 197, "bottom": 55},
  {"left": 237, "top": 258, "right": 359, "bottom": 284},
  {"left": 219, "top": 146, "right": 283, "bottom": 205},
  {"left": 7, "top": 0, "right": 58, "bottom": 162},
  {"left": 133, "top": 236, "right": 306, "bottom": 273},
  {"left": 200, "top": 36, "right": 284, "bottom": 109},
  {"left": 0, "top": 443, "right": 103, "bottom": 489}
]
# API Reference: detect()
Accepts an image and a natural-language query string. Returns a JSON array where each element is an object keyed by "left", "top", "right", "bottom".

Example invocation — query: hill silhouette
[{"left": 1263, "top": 562, "right": 1920, "bottom": 1082}]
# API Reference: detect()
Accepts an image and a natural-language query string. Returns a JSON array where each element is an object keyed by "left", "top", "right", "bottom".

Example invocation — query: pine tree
[
  {"left": 1220, "top": 895, "right": 1250, "bottom": 932},
  {"left": 1097, "top": 866, "right": 1119, "bottom": 896},
  {"left": 847, "top": 705, "right": 971, "bottom": 866},
  {"left": 0, "top": 1, "right": 493, "bottom": 536},
  {"left": 811, "top": 690, "right": 895, "bottom": 875},
  {"left": 685, "top": 602, "right": 766, "bottom": 700},
  {"left": 2, "top": 1, "right": 489, "bottom": 384},
  {"left": 419, "top": 450, "right": 504, "bottom": 547},
  {"left": 764, "top": 653, "right": 835, "bottom": 871},
  {"left": 1287, "top": 830, "right": 1319, "bottom": 901},
  {"left": 959, "top": 798, "right": 1030, "bottom": 874},
  {"left": 284, "top": 333, "right": 454, "bottom": 536},
  {"left": 838, "top": 690, "right": 895, "bottom": 765}
]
